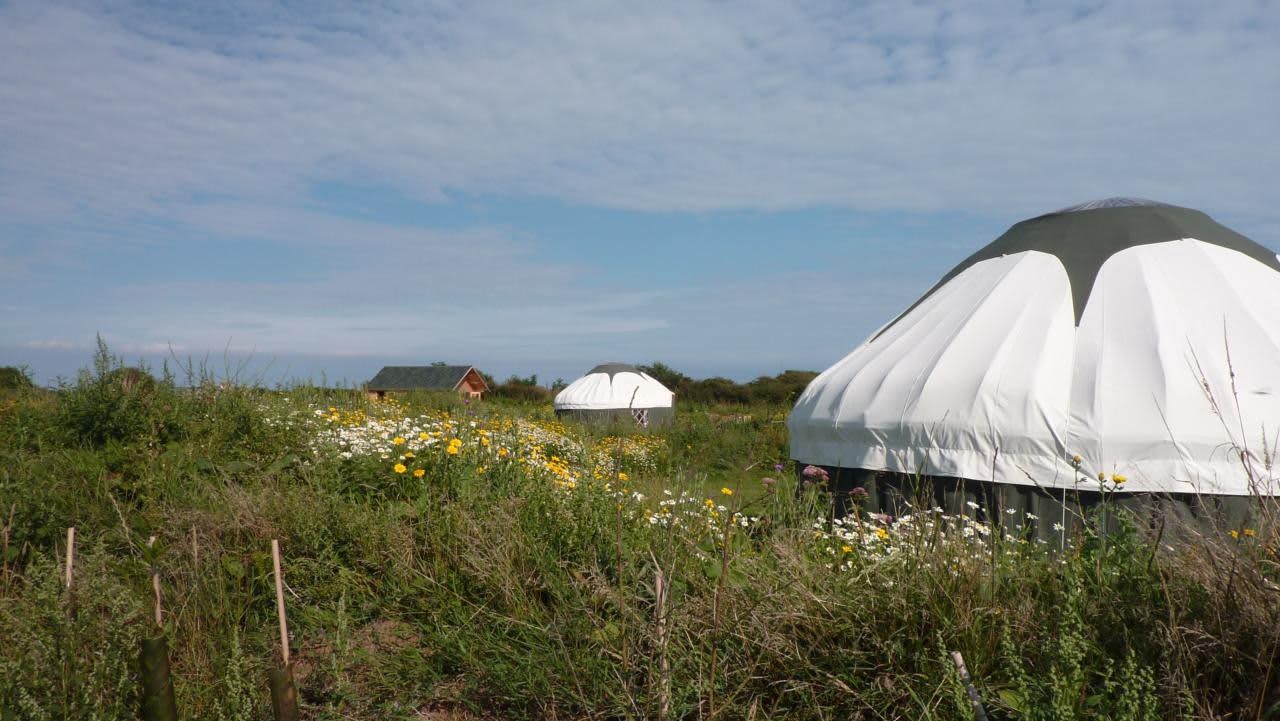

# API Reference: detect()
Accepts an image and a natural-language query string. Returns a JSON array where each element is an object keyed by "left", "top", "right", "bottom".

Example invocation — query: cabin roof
[{"left": 367, "top": 365, "right": 488, "bottom": 392}]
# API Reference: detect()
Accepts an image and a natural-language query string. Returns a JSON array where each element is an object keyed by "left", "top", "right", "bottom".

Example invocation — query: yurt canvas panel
[
  {"left": 790, "top": 250, "right": 1077, "bottom": 488},
  {"left": 1065, "top": 240, "right": 1280, "bottom": 494}
]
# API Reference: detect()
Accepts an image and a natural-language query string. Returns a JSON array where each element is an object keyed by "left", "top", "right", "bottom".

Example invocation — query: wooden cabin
[{"left": 366, "top": 365, "right": 490, "bottom": 400}]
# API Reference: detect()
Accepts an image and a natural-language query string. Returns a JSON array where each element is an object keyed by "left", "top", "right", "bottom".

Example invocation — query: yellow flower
[
  {"left": 617, "top": 472, "right": 629, "bottom": 481},
  {"left": 841, "top": 545, "right": 853, "bottom": 554},
  {"left": 393, "top": 436, "right": 406, "bottom": 445},
  {"left": 447, "top": 445, "right": 459, "bottom": 456},
  {"left": 704, "top": 498, "right": 715, "bottom": 509},
  {"left": 1097, "top": 472, "right": 1106, "bottom": 481},
  {"left": 1111, "top": 474, "right": 1127, "bottom": 485},
  {"left": 874, "top": 528, "right": 890, "bottom": 541},
  {"left": 404, "top": 451, "right": 415, "bottom": 459},
  {"left": 419, "top": 432, "right": 429, "bottom": 440},
  {"left": 393, "top": 463, "right": 407, "bottom": 474},
  {"left": 413, "top": 468, "right": 425, "bottom": 478},
  {"left": 1245, "top": 528, "right": 1257, "bottom": 537},
  {"left": 1230, "top": 529, "right": 1240, "bottom": 539},
  {"left": 720, "top": 487, "right": 734, "bottom": 496},
  {"left": 498, "top": 447, "right": 509, "bottom": 458},
  {"left": 1071, "top": 454, "right": 1082, "bottom": 465}
]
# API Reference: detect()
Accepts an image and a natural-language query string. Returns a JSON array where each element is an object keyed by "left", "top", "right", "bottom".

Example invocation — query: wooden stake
[
  {"left": 654, "top": 566, "right": 671, "bottom": 721},
  {"left": 148, "top": 536, "right": 162, "bottom": 628},
  {"left": 191, "top": 527, "right": 199, "bottom": 566},
  {"left": 1, "top": 504, "right": 14, "bottom": 589},
  {"left": 271, "top": 539, "right": 290, "bottom": 666},
  {"left": 64, "top": 527, "right": 76, "bottom": 590},
  {"left": 269, "top": 539, "right": 299, "bottom": 721},
  {"left": 950, "top": 651, "right": 990, "bottom": 721},
  {"left": 63, "top": 526, "right": 78, "bottom": 715}
]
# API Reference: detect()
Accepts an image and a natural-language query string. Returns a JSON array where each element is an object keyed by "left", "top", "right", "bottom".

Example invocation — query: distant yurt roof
[
  {"left": 555, "top": 363, "right": 674, "bottom": 411},
  {"left": 789, "top": 199, "right": 1280, "bottom": 496},
  {"left": 587, "top": 362, "right": 642, "bottom": 379}
]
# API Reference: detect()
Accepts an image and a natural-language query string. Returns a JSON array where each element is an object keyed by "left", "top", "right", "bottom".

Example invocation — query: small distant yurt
[
  {"left": 789, "top": 198, "right": 1280, "bottom": 530},
  {"left": 555, "top": 363, "right": 675, "bottom": 427}
]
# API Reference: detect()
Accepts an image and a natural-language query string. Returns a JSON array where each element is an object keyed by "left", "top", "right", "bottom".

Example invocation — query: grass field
[{"left": 3, "top": 353, "right": 1280, "bottom": 720}]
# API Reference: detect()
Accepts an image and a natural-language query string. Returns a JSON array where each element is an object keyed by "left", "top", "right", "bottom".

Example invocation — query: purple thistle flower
[
  {"left": 848, "top": 487, "right": 870, "bottom": 504},
  {"left": 774, "top": 462, "right": 784, "bottom": 472}
]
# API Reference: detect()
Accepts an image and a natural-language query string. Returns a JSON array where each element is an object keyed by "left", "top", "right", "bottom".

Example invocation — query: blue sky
[{"left": 2, "top": 0, "right": 1279, "bottom": 386}]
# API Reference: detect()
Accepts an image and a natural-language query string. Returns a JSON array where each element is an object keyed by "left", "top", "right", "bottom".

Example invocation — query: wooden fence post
[
  {"left": 653, "top": 564, "right": 671, "bottom": 721},
  {"left": 269, "top": 539, "right": 299, "bottom": 721},
  {"left": 950, "top": 651, "right": 989, "bottom": 721},
  {"left": 63, "top": 528, "right": 77, "bottom": 716}
]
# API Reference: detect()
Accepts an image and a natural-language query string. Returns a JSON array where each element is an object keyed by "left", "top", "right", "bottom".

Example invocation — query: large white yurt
[
  {"left": 555, "top": 363, "right": 675, "bottom": 426},
  {"left": 788, "top": 198, "right": 1280, "bottom": 530}
]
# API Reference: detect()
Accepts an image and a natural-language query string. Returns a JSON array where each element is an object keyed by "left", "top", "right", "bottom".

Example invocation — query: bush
[
  {"left": 0, "top": 365, "right": 34, "bottom": 390},
  {"left": 491, "top": 375, "right": 553, "bottom": 402},
  {"left": 57, "top": 339, "right": 182, "bottom": 447},
  {"left": 638, "top": 363, "right": 818, "bottom": 406}
]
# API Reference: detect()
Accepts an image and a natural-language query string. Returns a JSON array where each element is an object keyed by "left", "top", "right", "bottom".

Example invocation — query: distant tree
[
  {"left": 491, "top": 374, "right": 552, "bottom": 402},
  {"left": 687, "top": 376, "right": 751, "bottom": 405},
  {"left": 550, "top": 377, "right": 568, "bottom": 393},
  {"left": 638, "top": 362, "right": 692, "bottom": 395},
  {"left": 636, "top": 363, "right": 817, "bottom": 406},
  {"left": 0, "top": 365, "right": 33, "bottom": 390},
  {"left": 747, "top": 369, "right": 818, "bottom": 404}
]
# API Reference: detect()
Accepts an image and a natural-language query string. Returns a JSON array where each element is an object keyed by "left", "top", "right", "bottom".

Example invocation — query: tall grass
[{"left": 2, "top": 353, "right": 1279, "bottom": 719}]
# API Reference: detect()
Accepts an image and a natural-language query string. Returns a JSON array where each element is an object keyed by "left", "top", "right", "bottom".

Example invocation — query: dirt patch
[{"left": 292, "top": 618, "right": 426, "bottom": 692}]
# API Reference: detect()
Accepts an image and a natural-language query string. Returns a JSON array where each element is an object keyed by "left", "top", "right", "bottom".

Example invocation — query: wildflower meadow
[{"left": 2, "top": 351, "right": 1279, "bottom": 720}]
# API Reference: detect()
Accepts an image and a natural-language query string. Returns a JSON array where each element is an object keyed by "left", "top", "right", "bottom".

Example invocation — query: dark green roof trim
[
  {"left": 367, "top": 365, "right": 478, "bottom": 391},
  {"left": 587, "top": 362, "right": 641, "bottom": 380},
  {"left": 876, "top": 200, "right": 1279, "bottom": 339}
]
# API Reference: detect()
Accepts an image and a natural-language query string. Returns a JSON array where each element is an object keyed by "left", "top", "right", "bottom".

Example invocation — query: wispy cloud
[
  {"left": 22, "top": 339, "right": 78, "bottom": 351},
  {"left": 1, "top": 1, "right": 1277, "bottom": 220}
]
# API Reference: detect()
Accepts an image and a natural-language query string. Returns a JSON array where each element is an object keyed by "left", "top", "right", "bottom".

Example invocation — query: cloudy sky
[{"left": 2, "top": 0, "right": 1278, "bottom": 386}]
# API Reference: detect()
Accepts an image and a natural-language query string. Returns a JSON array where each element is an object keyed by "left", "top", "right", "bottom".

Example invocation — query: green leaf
[
  {"left": 997, "top": 688, "right": 1026, "bottom": 713},
  {"left": 141, "top": 538, "right": 167, "bottom": 565},
  {"left": 266, "top": 456, "right": 297, "bottom": 474},
  {"left": 222, "top": 556, "right": 245, "bottom": 579}
]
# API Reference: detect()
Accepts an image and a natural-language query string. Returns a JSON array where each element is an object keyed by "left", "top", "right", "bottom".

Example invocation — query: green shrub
[
  {"left": 0, "top": 548, "right": 146, "bottom": 720},
  {"left": 58, "top": 339, "right": 182, "bottom": 448},
  {"left": 0, "top": 365, "right": 34, "bottom": 390}
]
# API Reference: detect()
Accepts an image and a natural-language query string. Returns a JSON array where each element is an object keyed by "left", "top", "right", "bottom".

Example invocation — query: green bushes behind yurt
[{"left": 0, "top": 365, "right": 34, "bottom": 390}]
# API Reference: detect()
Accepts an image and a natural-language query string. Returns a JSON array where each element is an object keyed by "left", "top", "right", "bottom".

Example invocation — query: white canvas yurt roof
[
  {"left": 789, "top": 198, "right": 1280, "bottom": 496},
  {"left": 555, "top": 363, "right": 674, "bottom": 411}
]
